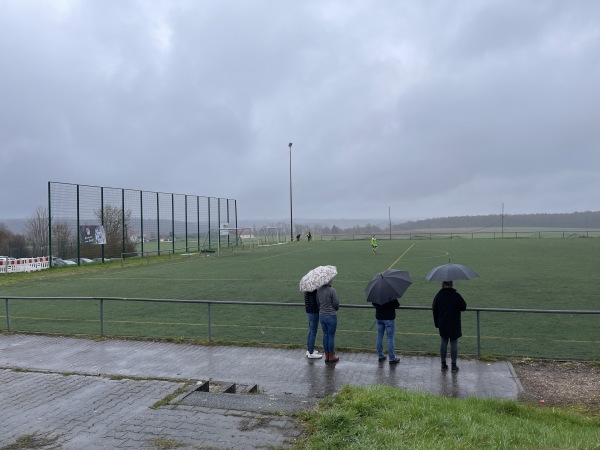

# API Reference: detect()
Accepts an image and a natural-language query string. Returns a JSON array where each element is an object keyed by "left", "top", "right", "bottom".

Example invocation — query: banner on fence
[{"left": 80, "top": 225, "right": 106, "bottom": 245}]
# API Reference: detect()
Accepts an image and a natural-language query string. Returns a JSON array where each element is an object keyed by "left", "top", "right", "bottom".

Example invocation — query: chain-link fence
[{"left": 48, "top": 182, "right": 237, "bottom": 261}]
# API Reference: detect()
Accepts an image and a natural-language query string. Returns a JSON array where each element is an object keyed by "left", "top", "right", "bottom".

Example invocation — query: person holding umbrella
[
  {"left": 365, "top": 269, "right": 411, "bottom": 365},
  {"left": 300, "top": 266, "right": 339, "bottom": 363},
  {"left": 372, "top": 298, "right": 401, "bottom": 364},
  {"left": 432, "top": 280, "right": 467, "bottom": 372},
  {"left": 317, "top": 281, "right": 340, "bottom": 363}
]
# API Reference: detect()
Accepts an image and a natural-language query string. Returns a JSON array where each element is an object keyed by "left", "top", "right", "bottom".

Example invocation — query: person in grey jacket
[{"left": 317, "top": 282, "right": 340, "bottom": 363}]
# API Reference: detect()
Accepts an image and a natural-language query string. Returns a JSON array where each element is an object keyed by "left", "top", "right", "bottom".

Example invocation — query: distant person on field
[
  {"left": 304, "top": 289, "right": 322, "bottom": 359},
  {"left": 371, "top": 235, "right": 378, "bottom": 254},
  {"left": 296, "top": 233, "right": 301, "bottom": 242},
  {"left": 372, "top": 299, "right": 401, "bottom": 365},
  {"left": 317, "top": 281, "right": 340, "bottom": 363},
  {"left": 307, "top": 231, "right": 312, "bottom": 242},
  {"left": 432, "top": 281, "right": 467, "bottom": 372}
]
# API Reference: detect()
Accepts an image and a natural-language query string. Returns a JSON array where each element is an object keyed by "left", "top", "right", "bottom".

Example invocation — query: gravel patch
[{"left": 513, "top": 359, "right": 600, "bottom": 413}]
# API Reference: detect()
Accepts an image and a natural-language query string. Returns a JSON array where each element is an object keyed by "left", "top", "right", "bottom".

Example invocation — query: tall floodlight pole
[
  {"left": 389, "top": 207, "right": 392, "bottom": 240},
  {"left": 288, "top": 142, "right": 293, "bottom": 241}
]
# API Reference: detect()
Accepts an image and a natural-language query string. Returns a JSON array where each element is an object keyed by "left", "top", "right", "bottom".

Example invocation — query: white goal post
[
  {"left": 259, "top": 227, "right": 285, "bottom": 246},
  {"left": 216, "top": 226, "right": 253, "bottom": 256}
]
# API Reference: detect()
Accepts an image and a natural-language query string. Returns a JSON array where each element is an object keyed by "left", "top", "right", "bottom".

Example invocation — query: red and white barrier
[{"left": 0, "top": 256, "right": 51, "bottom": 274}]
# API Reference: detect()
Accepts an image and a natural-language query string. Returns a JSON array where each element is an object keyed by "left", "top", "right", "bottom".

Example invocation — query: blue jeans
[
  {"left": 440, "top": 337, "right": 458, "bottom": 364},
  {"left": 376, "top": 319, "right": 396, "bottom": 359},
  {"left": 319, "top": 315, "right": 337, "bottom": 353},
  {"left": 306, "top": 313, "right": 319, "bottom": 353}
]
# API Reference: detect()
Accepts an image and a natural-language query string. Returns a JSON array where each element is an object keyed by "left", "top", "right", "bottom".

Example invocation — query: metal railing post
[
  {"left": 207, "top": 303, "right": 212, "bottom": 340},
  {"left": 100, "top": 298, "right": 104, "bottom": 336},
  {"left": 5, "top": 298, "right": 10, "bottom": 332},
  {"left": 476, "top": 310, "right": 481, "bottom": 358}
]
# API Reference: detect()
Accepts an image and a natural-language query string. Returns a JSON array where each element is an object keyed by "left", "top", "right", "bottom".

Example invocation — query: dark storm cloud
[{"left": 1, "top": 0, "right": 599, "bottom": 224}]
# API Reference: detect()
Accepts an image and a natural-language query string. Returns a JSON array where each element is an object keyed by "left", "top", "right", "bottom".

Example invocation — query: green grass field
[{"left": 1, "top": 237, "right": 599, "bottom": 360}]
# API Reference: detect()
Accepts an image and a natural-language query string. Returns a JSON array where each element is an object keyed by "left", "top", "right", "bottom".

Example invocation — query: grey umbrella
[
  {"left": 425, "top": 263, "right": 479, "bottom": 281},
  {"left": 365, "top": 269, "right": 412, "bottom": 305}
]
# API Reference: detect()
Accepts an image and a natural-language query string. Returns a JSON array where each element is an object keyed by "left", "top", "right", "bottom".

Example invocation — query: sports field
[{"left": 1, "top": 236, "right": 599, "bottom": 360}]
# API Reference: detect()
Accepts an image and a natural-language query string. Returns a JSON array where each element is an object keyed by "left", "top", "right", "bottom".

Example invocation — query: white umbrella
[{"left": 299, "top": 265, "right": 337, "bottom": 292}]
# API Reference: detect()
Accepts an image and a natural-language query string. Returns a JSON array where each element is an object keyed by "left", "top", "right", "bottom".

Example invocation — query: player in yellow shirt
[{"left": 371, "top": 235, "right": 378, "bottom": 254}]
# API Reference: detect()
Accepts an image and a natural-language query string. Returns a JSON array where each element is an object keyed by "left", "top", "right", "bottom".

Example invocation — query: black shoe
[
  {"left": 378, "top": 356, "right": 387, "bottom": 362},
  {"left": 389, "top": 357, "right": 400, "bottom": 365},
  {"left": 441, "top": 362, "right": 448, "bottom": 371},
  {"left": 451, "top": 364, "right": 459, "bottom": 372}
]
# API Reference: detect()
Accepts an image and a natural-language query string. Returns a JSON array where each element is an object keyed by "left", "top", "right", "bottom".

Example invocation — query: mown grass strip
[{"left": 299, "top": 385, "right": 600, "bottom": 449}]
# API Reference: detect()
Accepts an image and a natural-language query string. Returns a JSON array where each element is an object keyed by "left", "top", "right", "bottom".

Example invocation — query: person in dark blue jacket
[
  {"left": 304, "top": 290, "right": 322, "bottom": 359},
  {"left": 372, "top": 299, "right": 401, "bottom": 365},
  {"left": 432, "top": 281, "right": 467, "bottom": 372}
]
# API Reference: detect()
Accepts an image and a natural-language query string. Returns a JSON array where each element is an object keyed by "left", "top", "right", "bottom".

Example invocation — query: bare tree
[
  {"left": 52, "top": 222, "right": 74, "bottom": 258},
  {"left": 10, "top": 234, "right": 28, "bottom": 258},
  {"left": 0, "top": 223, "right": 13, "bottom": 255},
  {"left": 25, "top": 205, "right": 49, "bottom": 257},
  {"left": 95, "top": 205, "right": 137, "bottom": 258}
]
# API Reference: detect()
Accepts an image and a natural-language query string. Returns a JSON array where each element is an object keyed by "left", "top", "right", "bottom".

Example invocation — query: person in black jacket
[
  {"left": 432, "top": 281, "right": 467, "bottom": 372},
  {"left": 372, "top": 299, "right": 401, "bottom": 365},
  {"left": 304, "top": 290, "right": 322, "bottom": 358}
]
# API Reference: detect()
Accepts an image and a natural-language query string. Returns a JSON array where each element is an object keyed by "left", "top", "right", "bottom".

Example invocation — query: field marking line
[
  {"left": 96, "top": 276, "right": 256, "bottom": 282},
  {"left": 243, "top": 247, "right": 311, "bottom": 262},
  {"left": 422, "top": 249, "right": 450, "bottom": 259},
  {"left": 473, "top": 334, "right": 600, "bottom": 344},
  {"left": 387, "top": 243, "right": 416, "bottom": 270}
]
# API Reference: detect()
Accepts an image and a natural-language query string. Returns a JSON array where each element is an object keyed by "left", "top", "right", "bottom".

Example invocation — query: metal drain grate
[
  {"left": 174, "top": 380, "right": 318, "bottom": 413},
  {"left": 191, "top": 380, "right": 259, "bottom": 394}
]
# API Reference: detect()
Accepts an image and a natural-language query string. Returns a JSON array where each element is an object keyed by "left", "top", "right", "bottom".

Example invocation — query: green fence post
[
  {"left": 121, "top": 189, "right": 126, "bottom": 258},
  {"left": 208, "top": 303, "right": 212, "bottom": 340},
  {"left": 99, "top": 298, "right": 105, "bottom": 336},
  {"left": 77, "top": 185, "right": 81, "bottom": 265},
  {"left": 171, "top": 193, "right": 175, "bottom": 254},
  {"left": 157, "top": 192, "right": 160, "bottom": 256},
  {"left": 48, "top": 182, "right": 52, "bottom": 261},
  {"left": 4, "top": 298, "right": 10, "bottom": 332},
  {"left": 476, "top": 310, "right": 481, "bottom": 358},
  {"left": 140, "top": 190, "right": 144, "bottom": 254},
  {"left": 185, "top": 195, "right": 189, "bottom": 253}
]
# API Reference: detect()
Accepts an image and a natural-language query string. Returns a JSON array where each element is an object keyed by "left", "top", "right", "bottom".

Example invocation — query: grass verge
[{"left": 297, "top": 385, "right": 600, "bottom": 449}]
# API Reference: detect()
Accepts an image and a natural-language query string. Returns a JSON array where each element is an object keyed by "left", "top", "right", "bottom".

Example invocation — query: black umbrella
[
  {"left": 425, "top": 263, "right": 479, "bottom": 281},
  {"left": 365, "top": 269, "right": 412, "bottom": 305}
]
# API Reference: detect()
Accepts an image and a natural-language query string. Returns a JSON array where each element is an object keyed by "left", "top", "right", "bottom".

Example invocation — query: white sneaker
[{"left": 306, "top": 350, "right": 323, "bottom": 359}]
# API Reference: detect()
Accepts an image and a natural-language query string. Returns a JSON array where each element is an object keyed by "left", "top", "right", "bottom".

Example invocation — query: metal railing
[{"left": 2, "top": 296, "right": 599, "bottom": 360}]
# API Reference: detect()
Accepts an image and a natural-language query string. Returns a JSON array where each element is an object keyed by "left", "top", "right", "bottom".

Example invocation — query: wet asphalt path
[{"left": 0, "top": 334, "right": 522, "bottom": 449}]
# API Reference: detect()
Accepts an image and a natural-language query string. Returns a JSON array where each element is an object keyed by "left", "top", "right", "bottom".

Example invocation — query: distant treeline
[
  {"left": 397, "top": 211, "right": 600, "bottom": 231},
  {"left": 312, "top": 211, "right": 600, "bottom": 235}
]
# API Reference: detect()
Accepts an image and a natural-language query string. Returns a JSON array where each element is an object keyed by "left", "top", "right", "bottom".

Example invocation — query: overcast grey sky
[{"left": 1, "top": 0, "right": 599, "bottom": 225}]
